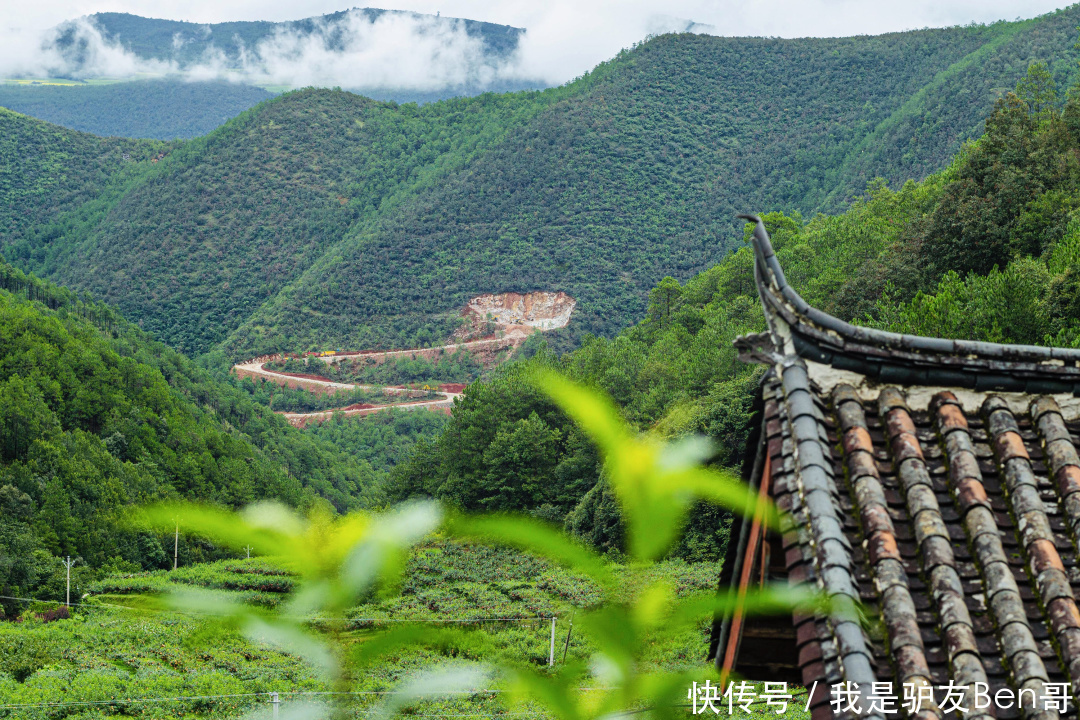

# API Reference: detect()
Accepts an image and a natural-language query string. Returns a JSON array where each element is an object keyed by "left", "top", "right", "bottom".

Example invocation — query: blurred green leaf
[
  {"left": 665, "top": 585, "right": 831, "bottom": 633},
  {"left": 531, "top": 369, "right": 776, "bottom": 560},
  {"left": 342, "top": 501, "right": 442, "bottom": 597},
  {"left": 370, "top": 664, "right": 493, "bottom": 720},
  {"left": 534, "top": 369, "right": 632, "bottom": 454},
  {"left": 506, "top": 667, "right": 587, "bottom": 720},
  {"left": 447, "top": 512, "right": 614, "bottom": 588},
  {"left": 243, "top": 616, "right": 336, "bottom": 677}
]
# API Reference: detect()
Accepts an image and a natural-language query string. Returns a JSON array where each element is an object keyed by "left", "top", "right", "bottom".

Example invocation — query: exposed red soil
[
  {"left": 266, "top": 369, "right": 336, "bottom": 383},
  {"left": 235, "top": 367, "right": 338, "bottom": 396},
  {"left": 438, "top": 383, "right": 467, "bottom": 393},
  {"left": 233, "top": 291, "right": 574, "bottom": 426}
]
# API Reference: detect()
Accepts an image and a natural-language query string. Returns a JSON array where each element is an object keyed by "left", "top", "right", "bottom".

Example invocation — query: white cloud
[
  {"left": 0, "top": 1, "right": 1072, "bottom": 90},
  {"left": 237, "top": 12, "right": 500, "bottom": 90},
  {"left": 0, "top": 10, "right": 521, "bottom": 90},
  {"left": 0, "top": 17, "right": 174, "bottom": 79}
]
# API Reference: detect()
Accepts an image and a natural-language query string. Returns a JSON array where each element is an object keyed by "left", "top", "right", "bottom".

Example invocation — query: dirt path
[
  {"left": 278, "top": 394, "right": 460, "bottom": 427},
  {"left": 232, "top": 334, "right": 523, "bottom": 427},
  {"left": 311, "top": 333, "right": 526, "bottom": 365},
  {"left": 232, "top": 291, "right": 576, "bottom": 428}
]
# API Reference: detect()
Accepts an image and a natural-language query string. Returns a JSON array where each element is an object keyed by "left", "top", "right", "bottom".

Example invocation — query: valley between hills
[{"left": 6, "top": 3, "right": 1080, "bottom": 718}]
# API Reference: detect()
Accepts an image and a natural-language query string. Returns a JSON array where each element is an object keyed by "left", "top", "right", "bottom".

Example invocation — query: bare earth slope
[{"left": 235, "top": 292, "right": 573, "bottom": 426}]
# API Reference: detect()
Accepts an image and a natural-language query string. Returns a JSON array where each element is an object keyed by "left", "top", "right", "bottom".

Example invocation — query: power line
[
  {"left": 0, "top": 687, "right": 621, "bottom": 710},
  {"left": 0, "top": 593, "right": 562, "bottom": 624},
  {"left": 0, "top": 693, "right": 263, "bottom": 710}
]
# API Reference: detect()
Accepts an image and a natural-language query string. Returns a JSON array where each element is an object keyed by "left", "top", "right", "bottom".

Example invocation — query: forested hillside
[
  {"left": 0, "top": 108, "right": 168, "bottom": 251},
  {"left": 5, "top": 8, "right": 1080, "bottom": 359},
  {"left": 392, "top": 61, "right": 1080, "bottom": 560},
  {"left": 0, "top": 260, "right": 380, "bottom": 611},
  {"left": 31, "top": 89, "right": 553, "bottom": 355},
  {"left": 0, "top": 80, "right": 275, "bottom": 139}
]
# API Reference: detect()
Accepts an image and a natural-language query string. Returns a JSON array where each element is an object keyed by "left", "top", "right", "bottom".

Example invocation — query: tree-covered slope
[
  {"left": 397, "top": 63, "right": 1080, "bottom": 559},
  {"left": 6, "top": 8, "right": 1080, "bottom": 359},
  {"left": 227, "top": 11, "right": 1080, "bottom": 354},
  {"left": 0, "top": 260, "right": 379, "bottom": 603},
  {"left": 23, "top": 88, "right": 551, "bottom": 356},
  {"left": 0, "top": 108, "right": 167, "bottom": 253},
  {"left": 0, "top": 80, "right": 275, "bottom": 140}
]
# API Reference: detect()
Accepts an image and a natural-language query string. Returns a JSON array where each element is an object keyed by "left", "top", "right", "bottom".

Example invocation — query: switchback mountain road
[
  {"left": 231, "top": 334, "right": 526, "bottom": 427},
  {"left": 231, "top": 290, "right": 576, "bottom": 426}
]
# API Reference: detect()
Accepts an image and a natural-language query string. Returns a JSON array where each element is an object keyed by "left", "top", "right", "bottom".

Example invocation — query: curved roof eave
[{"left": 737, "top": 214, "right": 1080, "bottom": 395}]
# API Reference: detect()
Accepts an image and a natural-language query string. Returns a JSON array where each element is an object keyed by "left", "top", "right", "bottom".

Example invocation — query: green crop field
[{"left": 0, "top": 546, "right": 767, "bottom": 719}]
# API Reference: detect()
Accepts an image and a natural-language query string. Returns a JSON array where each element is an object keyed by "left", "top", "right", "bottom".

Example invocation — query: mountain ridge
[
  {"left": 4, "top": 8, "right": 1080, "bottom": 359},
  {"left": 73, "top": 8, "right": 527, "bottom": 66}
]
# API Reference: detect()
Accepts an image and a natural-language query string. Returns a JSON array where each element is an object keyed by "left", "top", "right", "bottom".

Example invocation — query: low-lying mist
[{"left": 1, "top": 10, "right": 542, "bottom": 93}]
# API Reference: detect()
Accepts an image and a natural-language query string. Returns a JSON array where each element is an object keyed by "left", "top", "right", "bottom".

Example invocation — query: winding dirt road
[
  {"left": 233, "top": 290, "right": 576, "bottom": 427},
  {"left": 232, "top": 334, "right": 526, "bottom": 427}
]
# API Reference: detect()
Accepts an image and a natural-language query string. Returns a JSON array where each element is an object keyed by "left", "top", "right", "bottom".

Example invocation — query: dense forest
[
  {"left": 0, "top": 81, "right": 274, "bottom": 139},
  {"left": 4, "top": 89, "right": 555, "bottom": 356},
  {"left": 0, "top": 109, "right": 169, "bottom": 249},
  {"left": 5, "top": 9, "right": 1080, "bottom": 360},
  {"left": 0, "top": 260, "right": 382, "bottom": 614},
  {"left": 303, "top": 408, "right": 450, "bottom": 471}
]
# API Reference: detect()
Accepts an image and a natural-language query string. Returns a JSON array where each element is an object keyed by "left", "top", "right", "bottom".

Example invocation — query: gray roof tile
[{"left": 719, "top": 217, "right": 1080, "bottom": 717}]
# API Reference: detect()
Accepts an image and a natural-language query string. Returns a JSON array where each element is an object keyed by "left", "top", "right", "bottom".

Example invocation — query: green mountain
[
  {"left": 0, "top": 260, "right": 380, "bottom": 605},
  {"left": 5, "top": 8, "right": 1080, "bottom": 359},
  {"left": 67, "top": 9, "right": 525, "bottom": 67},
  {"left": 27, "top": 88, "right": 551, "bottom": 355},
  {"left": 40, "top": 9, "right": 537, "bottom": 105},
  {"left": 0, "top": 9, "right": 537, "bottom": 140},
  {"left": 0, "top": 108, "right": 167, "bottom": 243},
  {"left": 0, "top": 80, "right": 275, "bottom": 140}
]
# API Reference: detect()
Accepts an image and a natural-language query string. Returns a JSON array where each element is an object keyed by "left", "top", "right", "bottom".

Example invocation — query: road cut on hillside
[
  {"left": 232, "top": 335, "right": 532, "bottom": 427},
  {"left": 232, "top": 291, "right": 575, "bottom": 427}
]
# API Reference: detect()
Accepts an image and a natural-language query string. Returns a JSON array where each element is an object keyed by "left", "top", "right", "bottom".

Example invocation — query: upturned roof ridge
[{"left": 738, "top": 214, "right": 1080, "bottom": 394}]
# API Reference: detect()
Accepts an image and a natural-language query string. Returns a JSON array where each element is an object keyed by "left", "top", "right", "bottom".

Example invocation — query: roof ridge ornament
[{"left": 736, "top": 214, "right": 1080, "bottom": 395}]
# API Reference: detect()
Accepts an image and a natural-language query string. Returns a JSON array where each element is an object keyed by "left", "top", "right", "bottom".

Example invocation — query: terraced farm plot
[{"left": 1, "top": 547, "right": 743, "bottom": 719}]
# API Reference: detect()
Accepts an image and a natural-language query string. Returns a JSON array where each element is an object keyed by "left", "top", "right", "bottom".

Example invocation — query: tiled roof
[{"left": 714, "top": 216, "right": 1080, "bottom": 719}]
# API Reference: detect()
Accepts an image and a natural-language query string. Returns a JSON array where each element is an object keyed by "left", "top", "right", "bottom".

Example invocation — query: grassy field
[
  {"left": 0, "top": 544, "right": 798, "bottom": 719},
  {"left": 0, "top": 546, "right": 768, "bottom": 720}
]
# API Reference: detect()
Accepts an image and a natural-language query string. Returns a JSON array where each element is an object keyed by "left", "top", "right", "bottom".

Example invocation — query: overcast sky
[
  {"left": 2, "top": 1, "right": 1075, "bottom": 88},
  {"left": 8, "top": 0, "right": 1068, "bottom": 35}
]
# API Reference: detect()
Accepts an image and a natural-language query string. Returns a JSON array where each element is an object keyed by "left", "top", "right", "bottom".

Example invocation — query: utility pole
[
  {"left": 562, "top": 611, "right": 575, "bottom": 663},
  {"left": 173, "top": 520, "right": 179, "bottom": 571},
  {"left": 245, "top": 545, "right": 252, "bottom": 559},
  {"left": 270, "top": 692, "right": 280, "bottom": 719},
  {"left": 549, "top": 616, "right": 556, "bottom": 666},
  {"left": 62, "top": 556, "right": 76, "bottom": 608}
]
